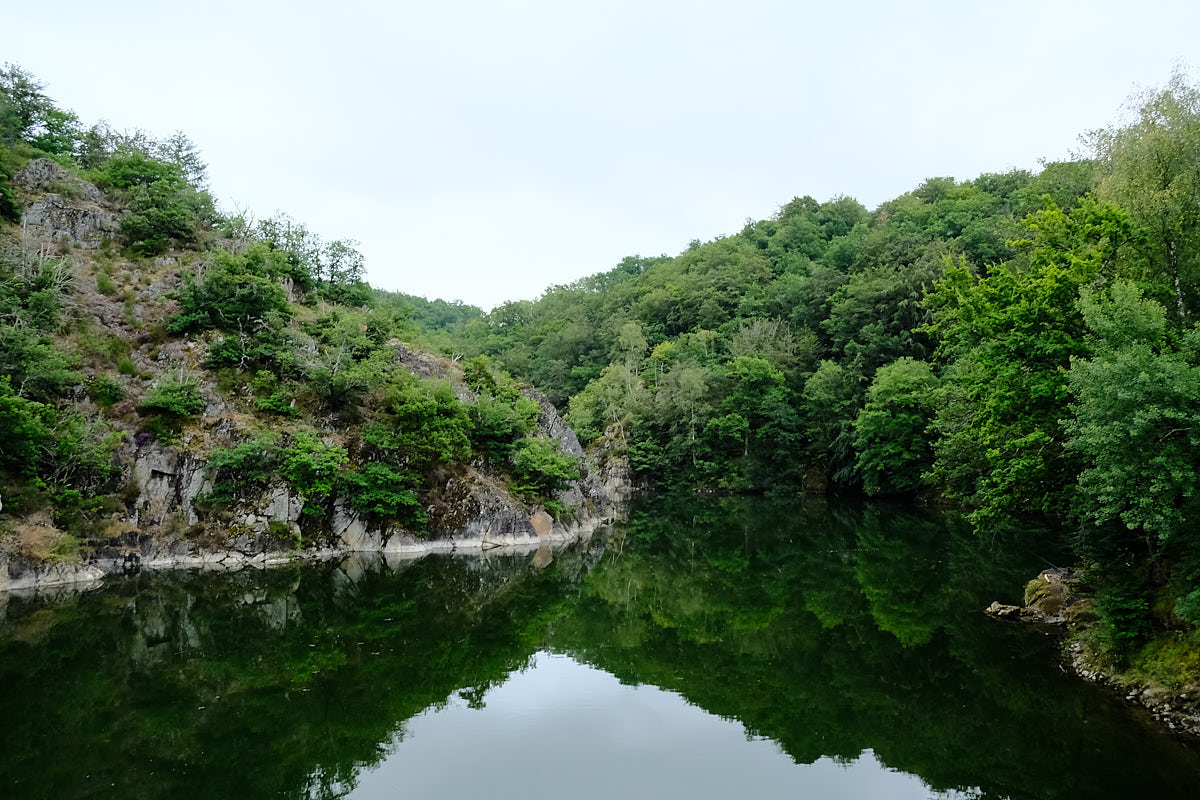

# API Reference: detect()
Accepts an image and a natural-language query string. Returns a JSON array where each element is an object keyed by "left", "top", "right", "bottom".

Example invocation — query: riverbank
[
  {"left": 988, "top": 569, "right": 1200, "bottom": 739},
  {"left": 0, "top": 502, "right": 621, "bottom": 594}
]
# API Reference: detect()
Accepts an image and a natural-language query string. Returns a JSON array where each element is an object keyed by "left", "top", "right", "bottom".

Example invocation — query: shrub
[
  {"left": 193, "top": 432, "right": 281, "bottom": 511},
  {"left": 279, "top": 432, "right": 347, "bottom": 515},
  {"left": 0, "top": 375, "right": 52, "bottom": 475},
  {"left": 170, "top": 245, "right": 292, "bottom": 334},
  {"left": 99, "top": 152, "right": 214, "bottom": 256},
  {"left": 138, "top": 377, "right": 204, "bottom": 418},
  {"left": 340, "top": 461, "right": 425, "bottom": 529},
  {"left": 255, "top": 391, "right": 299, "bottom": 418},
  {"left": 86, "top": 374, "right": 124, "bottom": 407},
  {"left": 468, "top": 392, "right": 539, "bottom": 460},
  {"left": 99, "top": 151, "right": 180, "bottom": 190},
  {"left": 0, "top": 146, "right": 19, "bottom": 222},
  {"left": 363, "top": 375, "right": 472, "bottom": 467},
  {"left": 511, "top": 436, "right": 580, "bottom": 499},
  {"left": 322, "top": 280, "right": 372, "bottom": 307}
]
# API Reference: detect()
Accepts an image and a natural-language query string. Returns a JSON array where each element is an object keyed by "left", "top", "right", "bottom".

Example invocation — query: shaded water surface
[{"left": 2, "top": 496, "right": 1198, "bottom": 798}]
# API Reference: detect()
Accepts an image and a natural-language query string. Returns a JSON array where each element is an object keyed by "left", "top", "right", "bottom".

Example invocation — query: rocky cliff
[{"left": 0, "top": 160, "right": 630, "bottom": 592}]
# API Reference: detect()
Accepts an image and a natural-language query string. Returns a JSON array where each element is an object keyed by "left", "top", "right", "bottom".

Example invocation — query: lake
[{"left": 2, "top": 494, "right": 1198, "bottom": 798}]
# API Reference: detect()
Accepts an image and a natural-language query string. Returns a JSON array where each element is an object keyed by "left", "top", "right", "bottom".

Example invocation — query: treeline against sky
[{"left": 434, "top": 73, "right": 1200, "bottom": 659}]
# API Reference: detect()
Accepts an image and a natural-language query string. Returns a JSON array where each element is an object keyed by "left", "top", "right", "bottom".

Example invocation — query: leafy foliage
[
  {"left": 195, "top": 432, "right": 282, "bottom": 510},
  {"left": 340, "top": 462, "right": 425, "bottom": 527},
  {"left": 170, "top": 245, "right": 293, "bottom": 334},
  {"left": 280, "top": 433, "right": 348, "bottom": 516},
  {"left": 511, "top": 435, "right": 580, "bottom": 499},
  {"left": 1066, "top": 282, "right": 1200, "bottom": 544},
  {"left": 137, "top": 376, "right": 205, "bottom": 418},
  {"left": 853, "top": 358, "right": 940, "bottom": 495}
]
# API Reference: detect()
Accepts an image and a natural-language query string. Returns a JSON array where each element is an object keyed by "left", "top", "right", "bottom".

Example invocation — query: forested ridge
[
  {"left": 2, "top": 62, "right": 1200, "bottom": 685},
  {"left": 423, "top": 73, "right": 1200, "bottom": 679}
]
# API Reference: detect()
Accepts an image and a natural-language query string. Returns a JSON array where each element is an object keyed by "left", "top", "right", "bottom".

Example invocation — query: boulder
[
  {"left": 1021, "top": 568, "right": 1079, "bottom": 625},
  {"left": 14, "top": 159, "right": 117, "bottom": 249}
]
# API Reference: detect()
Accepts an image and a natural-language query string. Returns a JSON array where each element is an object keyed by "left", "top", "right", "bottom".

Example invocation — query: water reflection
[
  {"left": 353, "top": 653, "right": 943, "bottom": 800},
  {"left": 1, "top": 496, "right": 1197, "bottom": 799}
]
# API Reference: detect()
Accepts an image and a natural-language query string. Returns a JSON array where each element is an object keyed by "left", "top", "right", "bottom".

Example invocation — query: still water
[{"left": 2, "top": 495, "right": 1198, "bottom": 799}]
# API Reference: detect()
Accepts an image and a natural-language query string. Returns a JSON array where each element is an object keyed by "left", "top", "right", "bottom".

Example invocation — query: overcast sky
[{"left": 6, "top": 1, "right": 1200, "bottom": 309}]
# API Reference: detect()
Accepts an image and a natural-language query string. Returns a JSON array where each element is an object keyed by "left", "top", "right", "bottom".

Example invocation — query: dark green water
[{"left": 2, "top": 495, "right": 1199, "bottom": 799}]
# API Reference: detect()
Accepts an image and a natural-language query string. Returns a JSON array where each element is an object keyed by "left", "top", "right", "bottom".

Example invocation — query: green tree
[
  {"left": 801, "top": 360, "right": 860, "bottom": 483},
  {"left": 138, "top": 376, "right": 205, "bottom": 419},
  {"left": 924, "top": 199, "right": 1132, "bottom": 524},
  {"left": 0, "top": 63, "right": 80, "bottom": 153},
  {"left": 1090, "top": 70, "right": 1200, "bottom": 321},
  {"left": 511, "top": 435, "right": 580, "bottom": 499},
  {"left": 853, "top": 358, "right": 940, "bottom": 495},
  {"left": 364, "top": 375, "right": 472, "bottom": 468},
  {"left": 280, "top": 432, "right": 349, "bottom": 516},
  {"left": 171, "top": 245, "right": 293, "bottom": 334},
  {"left": 0, "top": 375, "right": 52, "bottom": 475},
  {"left": 1065, "top": 281, "right": 1200, "bottom": 545}
]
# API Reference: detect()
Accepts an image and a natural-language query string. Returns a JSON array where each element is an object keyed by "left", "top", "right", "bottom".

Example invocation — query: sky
[{"left": 6, "top": 1, "right": 1200, "bottom": 309}]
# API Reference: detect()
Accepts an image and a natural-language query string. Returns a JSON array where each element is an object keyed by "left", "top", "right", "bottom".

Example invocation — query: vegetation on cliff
[{"left": 0, "top": 64, "right": 590, "bottom": 564}]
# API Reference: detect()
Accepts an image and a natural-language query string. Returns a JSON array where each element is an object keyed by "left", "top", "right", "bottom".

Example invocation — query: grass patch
[{"left": 95, "top": 271, "right": 118, "bottom": 295}]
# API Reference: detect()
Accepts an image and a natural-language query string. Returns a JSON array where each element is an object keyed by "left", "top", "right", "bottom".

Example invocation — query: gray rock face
[
  {"left": 394, "top": 342, "right": 457, "bottom": 385},
  {"left": 21, "top": 194, "right": 118, "bottom": 248},
  {"left": 132, "top": 445, "right": 210, "bottom": 527},
  {"left": 427, "top": 467, "right": 541, "bottom": 542},
  {"left": 231, "top": 484, "right": 303, "bottom": 536},
  {"left": 14, "top": 158, "right": 104, "bottom": 203},
  {"left": 1, "top": 344, "right": 631, "bottom": 593},
  {"left": 534, "top": 393, "right": 584, "bottom": 458},
  {"left": 15, "top": 159, "right": 117, "bottom": 249}
]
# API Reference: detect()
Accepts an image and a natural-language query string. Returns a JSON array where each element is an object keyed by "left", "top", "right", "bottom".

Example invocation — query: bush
[
  {"left": 255, "top": 390, "right": 299, "bottom": 418},
  {"left": 468, "top": 392, "right": 539, "bottom": 459},
  {"left": 95, "top": 271, "right": 118, "bottom": 295},
  {"left": 511, "top": 435, "right": 579, "bottom": 499},
  {"left": 322, "top": 280, "right": 372, "bottom": 307},
  {"left": 100, "top": 152, "right": 213, "bottom": 256},
  {"left": 138, "top": 377, "right": 204, "bottom": 418},
  {"left": 170, "top": 245, "right": 292, "bottom": 335},
  {"left": 279, "top": 432, "right": 347, "bottom": 515},
  {"left": 0, "top": 375, "right": 52, "bottom": 475},
  {"left": 86, "top": 374, "right": 124, "bottom": 407},
  {"left": 194, "top": 432, "right": 281, "bottom": 511},
  {"left": 340, "top": 461, "right": 425, "bottom": 529},
  {"left": 0, "top": 146, "right": 19, "bottom": 222},
  {"left": 363, "top": 375, "right": 472, "bottom": 467},
  {"left": 99, "top": 151, "right": 179, "bottom": 190}
]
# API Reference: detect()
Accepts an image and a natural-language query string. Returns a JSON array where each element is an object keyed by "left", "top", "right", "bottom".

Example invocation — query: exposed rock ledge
[
  {"left": 0, "top": 342, "right": 630, "bottom": 594},
  {"left": 986, "top": 568, "right": 1200, "bottom": 738},
  {"left": 0, "top": 507, "right": 617, "bottom": 595}
]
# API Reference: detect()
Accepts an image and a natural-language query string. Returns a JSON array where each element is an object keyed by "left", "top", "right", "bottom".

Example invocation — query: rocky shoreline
[
  {"left": 0, "top": 503, "right": 620, "bottom": 595},
  {"left": 987, "top": 569, "right": 1200, "bottom": 739}
]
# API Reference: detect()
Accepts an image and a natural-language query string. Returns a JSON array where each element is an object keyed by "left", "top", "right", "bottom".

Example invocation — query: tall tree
[{"left": 1090, "top": 69, "right": 1200, "bottom": 321}]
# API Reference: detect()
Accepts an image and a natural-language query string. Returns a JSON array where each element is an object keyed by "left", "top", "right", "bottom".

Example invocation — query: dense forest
[
  {"left": 1, "top": 63, "right": 1199, "bottom": 685},
  {"left": 422, "top": 75, "right": 1200, "bottom": 679}
]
